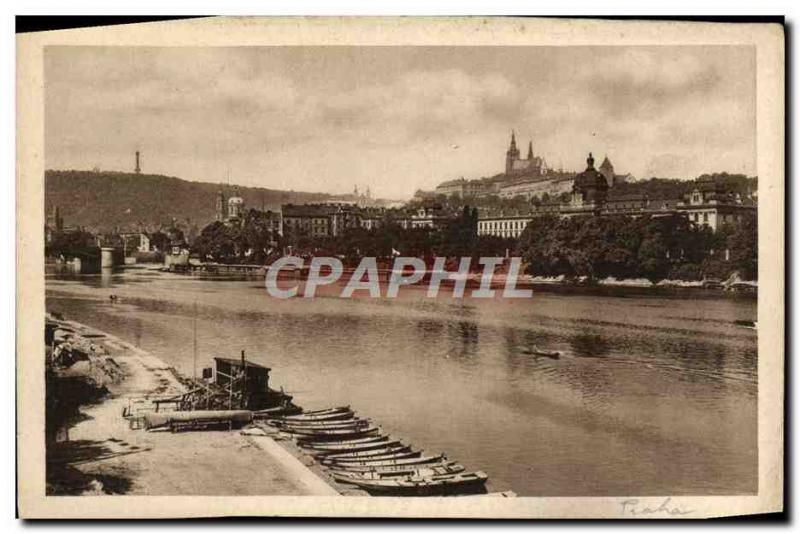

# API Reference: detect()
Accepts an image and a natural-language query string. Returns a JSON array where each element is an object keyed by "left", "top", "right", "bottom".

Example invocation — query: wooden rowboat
[
  {"left": 333, "top": 471, "right": 488, "bottom": 496},
  {"left": 325, "top": 460, "right": 455, "bottom": 474},
  {"left": 273, "top": 420, "right": 363, "bottom": 431},
  {"left": 322, "top": 450, "right": 424, "bottom": 465},
  {"left": 299, "top": 439, "right": 388, "bottom": 451},
  {"left": 282, "top": 426, "right": 380, "bottom": 438},
  {"left": 322, "top": 453, "right": 446, "bottom": 468},
  {"left": 318, "top": 445, "right": 410, "bottom": 460},
  {"left": 297, "top": 406, "right": 350, "bottom": 416},
  {"left": 299, "top": 436, "right": 388, "bottom": 449},
  {"left": 274, "top": 419, "right": 369, "bottom": 431},
  {"left": 522, "top": 347, "right": 560, "bottom": 359},
  {"left": 280, "top": 409, "right": 353, "bottom": 422},
  {"left": 331, "top": 462, "right": 465, "bottom": 481},
  {"left": 308, "top": 441, "right": 403, "bottom": 456}
]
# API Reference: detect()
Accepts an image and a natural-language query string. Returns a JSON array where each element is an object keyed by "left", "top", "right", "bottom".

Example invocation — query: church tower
[
  {"left": 505, "top": 131, "right": 520, "bottom": 174},
  {"left": 215, "top": 187, "right": 227, "bottom": 222},
  {"left": 527, "top": 141, "right": 534, "bottom": 160},
  {"left": 599, "top": 155, "right": 615, "bottom": 186}
]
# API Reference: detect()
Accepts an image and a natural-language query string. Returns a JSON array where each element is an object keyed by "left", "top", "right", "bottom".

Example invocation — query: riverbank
[{"left": 45, "top": 316, "right": 341, "bottom": 496}]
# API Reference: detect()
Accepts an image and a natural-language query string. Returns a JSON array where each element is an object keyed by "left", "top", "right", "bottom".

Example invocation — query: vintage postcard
[{"left": 16, "top": 17, "right": 784, "bottom": 518}]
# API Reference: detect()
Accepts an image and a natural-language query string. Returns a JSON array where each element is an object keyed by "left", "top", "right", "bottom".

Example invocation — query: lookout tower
[{"left": 135, "top": 151, "right": 141, "bottom": 174}]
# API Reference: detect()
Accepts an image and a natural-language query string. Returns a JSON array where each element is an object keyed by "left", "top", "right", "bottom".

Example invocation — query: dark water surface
[{"left": 46, "top": 268, "right": 758, "bottom": 496}]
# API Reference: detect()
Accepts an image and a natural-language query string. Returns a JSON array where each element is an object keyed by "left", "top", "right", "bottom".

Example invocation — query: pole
[
  {"left": 192, "top": 301, "right": 197, "bottom": 383},
  {"left": 241, "top": 350, "right": 246, "bottom": 409}
]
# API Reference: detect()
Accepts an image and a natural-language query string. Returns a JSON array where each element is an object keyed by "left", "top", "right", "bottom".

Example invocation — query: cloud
[{"left": 45, "top": 46, "right": 756, "bottom": 198}]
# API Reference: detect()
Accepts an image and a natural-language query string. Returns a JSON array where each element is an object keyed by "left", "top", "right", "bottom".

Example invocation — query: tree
[
  {"left": 46, "top": 229, "right": 96, "bottom": 258},
  {"left": 725, "top": 213, "right": 758, "bottom": 280},
  {"left": 149, "top": 231, "right": 169, "bottom": 252}
]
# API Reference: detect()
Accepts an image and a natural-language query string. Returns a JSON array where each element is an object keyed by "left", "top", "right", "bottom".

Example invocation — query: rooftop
[{"left": 213, "top": 357, "right": 271, "bottom": 370}]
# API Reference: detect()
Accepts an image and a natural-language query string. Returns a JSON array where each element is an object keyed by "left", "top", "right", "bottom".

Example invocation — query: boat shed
[{"left": 212, "top": 356, "right": 271, "bottom": 393}]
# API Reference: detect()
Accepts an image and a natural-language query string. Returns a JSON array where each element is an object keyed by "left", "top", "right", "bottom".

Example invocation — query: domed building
[
  {"left": 572, "top": 153, "right": 609, "bottom": 203},
  {"left": 215, "top": 186, "right": 246, "bottom": 224},
  {"left": 559, "top": 153, "right": 610, "bottom": 217},
  {"left": 227, "top": 190, "right": 245, "bottom": 221}
]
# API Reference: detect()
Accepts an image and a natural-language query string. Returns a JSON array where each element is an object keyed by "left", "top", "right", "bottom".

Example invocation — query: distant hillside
[{"left": 45, "top": 170, "right": 333, "bottom": 232}]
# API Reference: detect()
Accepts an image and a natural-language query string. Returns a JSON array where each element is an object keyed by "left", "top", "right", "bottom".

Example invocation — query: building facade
[
  {"left": 477, "top": 215, "right": 533, "bottom": 239},
  {"left": 675, "top": 179, "right": 757, "bottom": 232},
  {"left": 498, "top": 176, "right": 574, "bottom": 200},
  {"left": 478, "top": 153, "right": 755, "bottom": 238}
]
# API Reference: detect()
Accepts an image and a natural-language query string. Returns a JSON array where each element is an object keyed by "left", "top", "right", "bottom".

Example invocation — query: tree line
[
  {"left": 515, "top": 212, "right": 757, "bottom": 282},
  {"left": 191, "top": 206, "right": 516, "bottom": 268}
]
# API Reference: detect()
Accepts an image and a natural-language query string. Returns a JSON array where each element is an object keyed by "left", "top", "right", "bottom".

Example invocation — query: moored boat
[
  {"left": 318, "top": 445, "right": 411, "bottom": 460},
  {"left": 281, "top": 426, "right": 381, "bottom": 439},
  {"left": 279, "top": 409, "right": 354, "bottom": 422},
  {"left": 273, "top": 418, "right": 370, "bottom": 430},
  {"left": 297, "top": 406, "right": 351, "bottom": 416},
  {"left": 333, "top": 470, "right": 488, "bottom": 496},
  {"left": 322, "top": 450, "right": 422, "bottom": 465},
  {"left": 326, "top": 460, "right": 456, "bottom": 474},
  {"left": 331, "top": 462, "right": 465, "bottom": 481},
  {"left": 298, "top": 436, "right": 388, "bottom": 450},
  {"left": 308, "top": 440, "right": 403, "bottom": 455},
  {"left": 322, "top": 453, "right": 446, "bottom": 468},
  {"left": 300, "top": 435, "right": 388, "bottom": 448}
]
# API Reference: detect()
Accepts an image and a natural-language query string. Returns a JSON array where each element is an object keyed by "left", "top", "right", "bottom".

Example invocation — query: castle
[
  {"left": 505, "top": 131, "right": 547, "bottom": 178},
  {"left": 434, "top": 131, "right": 629, "bottom": 200}
]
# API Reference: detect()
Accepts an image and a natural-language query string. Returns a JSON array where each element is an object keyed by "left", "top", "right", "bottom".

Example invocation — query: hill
[{"left": 45, "top": 170, "right": 333, "bottom": 232}]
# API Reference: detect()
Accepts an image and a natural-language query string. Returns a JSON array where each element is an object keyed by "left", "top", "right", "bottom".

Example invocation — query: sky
[{"left": 45, "top": 46, "right": 756, "bottom": 199}]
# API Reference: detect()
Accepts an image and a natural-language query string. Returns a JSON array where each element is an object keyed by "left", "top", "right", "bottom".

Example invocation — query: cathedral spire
[
  {"left": 527, "top": 141, "right": 533, "bottom": 160},
  {"left": 509, "top": 131, "right": 517, "bottom": 150}
]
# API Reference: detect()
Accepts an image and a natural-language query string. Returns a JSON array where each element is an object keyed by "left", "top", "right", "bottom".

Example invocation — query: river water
[{"left": 45, "top": 267, "right": 758, "bottom": 496}]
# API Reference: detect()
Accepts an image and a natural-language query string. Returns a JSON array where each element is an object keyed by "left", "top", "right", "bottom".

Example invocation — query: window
[{"left": 703, "top": 213, "right": 708, "bottom": 223}]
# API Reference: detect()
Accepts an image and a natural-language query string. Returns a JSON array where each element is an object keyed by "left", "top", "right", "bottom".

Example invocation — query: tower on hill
[
  {"left": 504, "top": 131, "right": 547, "bottom": 178},
  {"left": 135, "top": 151, "right": 141, "bottom": 174}
]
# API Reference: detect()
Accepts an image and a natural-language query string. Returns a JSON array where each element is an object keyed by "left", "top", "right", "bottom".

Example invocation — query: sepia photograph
[{"left": 16, "top": 16, "right": 784, "bottom": 519}]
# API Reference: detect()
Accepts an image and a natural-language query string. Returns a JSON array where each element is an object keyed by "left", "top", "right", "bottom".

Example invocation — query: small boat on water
[
  {"left": 299, "top": 435, "right": 388, "bottom": 449},
  {"left": 298, "top": 434, "right": 388, "bottom": 447},
  {"left": 310, "top": 441, "right": 404, "bottom": 456},
  {"left": 298, "top": 406, "right": 351, "bottom": 416},
  {"left": 334, "top": 470, "right": 488, "bottom": 496},
  {"left": 328, "top": 459, "right": 455, "bottom": 474},
  {"left": 273, "top": 418, "right": 370, "bottom": 430},
  {"left": 323, "top": 453, "right": 446, "bottom": 468},
  {"left": 332, "top": 462, "right": 465, "bottom": 481},
  {"left": 734, "top": 320, "right": 757, "bottom": 330},
  {"left": 311, "top": 439, "right": 401, "bottom": 454},
  {"left": 323, "top": 450, "right": 422, "bottom": 465},
  {"left": 319, "top": 445, "right": 412, "bottom": 460},
  {"left": 521, "top": 347, "right": 560, "bottom": 359},
  {"left": 280, "top": 408, "right": 353, "bottom": 422},
  {"left": 282, "top": 426, "right": 381, "bottom": 439}
]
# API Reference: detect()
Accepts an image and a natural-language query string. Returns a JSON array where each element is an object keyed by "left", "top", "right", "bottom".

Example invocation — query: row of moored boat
[{"left": 262, "top": 406, "right": 495, "bottom": 496}]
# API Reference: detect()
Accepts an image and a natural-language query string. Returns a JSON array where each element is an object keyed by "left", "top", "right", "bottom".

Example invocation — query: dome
[{"left": 573, "top": 153, "right": 609, "bottom": 190}]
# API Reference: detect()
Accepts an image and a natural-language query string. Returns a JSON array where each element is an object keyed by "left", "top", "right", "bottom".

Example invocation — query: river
[{"left": 45, "top": 267, "right": 758, "bottom": 496}]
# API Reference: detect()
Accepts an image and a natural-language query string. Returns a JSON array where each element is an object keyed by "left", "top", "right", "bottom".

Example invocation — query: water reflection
[{"left": 570, "top": 331, "right": 612, "bottom": 358}]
